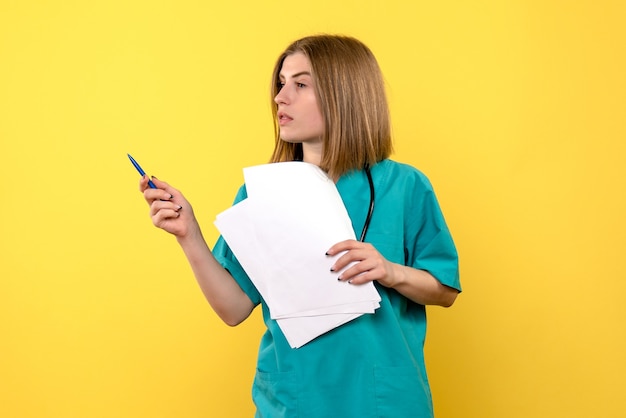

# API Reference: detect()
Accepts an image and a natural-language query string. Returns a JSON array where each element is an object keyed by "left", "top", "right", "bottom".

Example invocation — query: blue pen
[{"left": 128, "top": 154, "right": 157, "bottom": 189}]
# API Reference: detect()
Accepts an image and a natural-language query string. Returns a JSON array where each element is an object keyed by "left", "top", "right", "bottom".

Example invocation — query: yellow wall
[{"left": 1, "top": 1, "right": 624, "bottom": 417}]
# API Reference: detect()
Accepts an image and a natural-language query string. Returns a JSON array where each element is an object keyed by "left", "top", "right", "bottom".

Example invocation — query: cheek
[
  {"left": 308, "top": 102, "right": 324, "bottom": 132},
  {"left": 312, "top": 111, "right": 325, "bottom": 132},
  {"left": 300, "top": 91, "right": 325, "bottom": 133}
]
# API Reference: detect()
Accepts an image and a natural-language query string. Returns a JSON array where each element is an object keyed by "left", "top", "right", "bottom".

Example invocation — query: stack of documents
[{"left": 214, "top": 162, "right": 381, "bottom": 348}]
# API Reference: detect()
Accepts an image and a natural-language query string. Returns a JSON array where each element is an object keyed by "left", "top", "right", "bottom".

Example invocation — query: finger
[
  {"left": 337, "top": 258, "right": 377, "bottom": 282},
  {"left": 331, "top": 246, "right": 373, "bottom": 271},
  {"left": 152, "top": 211, "right": 183, "bottom": 231},
  {"left": 151, "top": 201, "right": 183, "bottom": 222},
  {"left": 143, "top": 190, "right": 174, "bottom": 205},
  {"left": 150, "top": 177, "right": 178, "bottom": 195},
  {"left": 343, "top": 272, "right": 372, "bottom": 285},
  {"left": 150, "top": 199, "right": 182, "bottom": 217},
  {"left": 326, "top": 239, "right": 360, "bottom": 256},
  {"left": 152, "top": 177, "right": 184, "bottom": 201},
  {"left": 153, "top": 207, "right": 181, "bottom": 220},
  {"left": 139, "top": 175, "right": 149, "bottom": 192},
  {"left": 142, "top": 182, "right": 174, "bottom": 202}
]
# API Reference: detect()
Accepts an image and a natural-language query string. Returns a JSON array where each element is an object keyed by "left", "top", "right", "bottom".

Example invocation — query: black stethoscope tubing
[{"left": 359, "top": 166, "right": 375, "bottom": 242}]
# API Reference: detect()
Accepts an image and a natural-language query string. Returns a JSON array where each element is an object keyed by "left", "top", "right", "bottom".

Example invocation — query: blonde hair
[{"left": 270, "top": 35, "right": 393, "bottom": 179}]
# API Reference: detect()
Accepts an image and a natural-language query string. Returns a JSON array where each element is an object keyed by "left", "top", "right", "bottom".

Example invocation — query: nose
[{"left": 274, "top": 84, "right": 290, "bottom": 105}]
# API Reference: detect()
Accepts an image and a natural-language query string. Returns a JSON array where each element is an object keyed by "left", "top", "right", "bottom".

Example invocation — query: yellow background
[{"left": 1, "top": 1, "right": 624, "bottom": 417}]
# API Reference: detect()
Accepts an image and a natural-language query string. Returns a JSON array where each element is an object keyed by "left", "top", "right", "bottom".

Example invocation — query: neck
[
  {"left": 301, "top": 143, "right": 322, "bottom": 167},
  {"left": 301, "top": 143, "right": 340, "bottom": 181}
]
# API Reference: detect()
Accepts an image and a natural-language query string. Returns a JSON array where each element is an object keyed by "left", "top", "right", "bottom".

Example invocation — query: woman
[{"left": 140, "top": 34, "right": 461, "bottom": 417}]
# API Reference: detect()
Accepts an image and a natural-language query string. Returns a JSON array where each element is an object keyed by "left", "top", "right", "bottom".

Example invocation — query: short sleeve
[
  {"left": 211, "top": 185, "right": 262, "bottom": 305},
  {"left": 406, "top": 175, "right": 461, "bottom": 292}
]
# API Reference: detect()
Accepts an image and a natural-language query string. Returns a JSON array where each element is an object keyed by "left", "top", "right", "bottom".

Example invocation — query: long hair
[{"left": 270, "top": 35, "right": 393, "bottom": 179}]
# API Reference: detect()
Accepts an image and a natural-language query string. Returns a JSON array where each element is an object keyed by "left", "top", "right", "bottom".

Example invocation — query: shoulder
[{"left": 374, "top": 159, "right": 434, "bottom": 193}]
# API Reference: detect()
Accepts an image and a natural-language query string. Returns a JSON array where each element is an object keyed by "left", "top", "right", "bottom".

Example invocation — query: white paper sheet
[{"left": 214, "top": 162, "right": 380, "bottom": 348}]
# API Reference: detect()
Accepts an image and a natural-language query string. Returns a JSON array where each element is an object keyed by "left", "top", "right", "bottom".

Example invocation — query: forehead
[{"left": 279, "top": 52, "right": 312, "bottom": 77}]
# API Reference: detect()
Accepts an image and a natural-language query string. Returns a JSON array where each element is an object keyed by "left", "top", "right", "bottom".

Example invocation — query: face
[{"left": 274, "top": 52, "right": 325, "bottom": 148}]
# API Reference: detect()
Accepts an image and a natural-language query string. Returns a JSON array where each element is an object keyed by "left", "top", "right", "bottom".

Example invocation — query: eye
[
  {"left": 296, "top": 82, "right": 306, "bottom": 88},
  {"left": 277, "top": 81, "right": 285, "bottom": 91}
]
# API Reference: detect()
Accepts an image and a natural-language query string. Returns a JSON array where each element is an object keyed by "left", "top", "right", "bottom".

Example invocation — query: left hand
[{"left": 326, "top": 239, "right": 396, "bottom": 287}]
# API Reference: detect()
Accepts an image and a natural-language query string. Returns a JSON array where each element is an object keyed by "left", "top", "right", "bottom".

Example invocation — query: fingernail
[
  {"left": 177, "top": 205, "right": 182, "bottom": 210},
  {"left": 330, "top": 267, "right": 335, "bottom": 272},
  {"left": 151, "top": 176, "right": 158, "bottom": 180}
]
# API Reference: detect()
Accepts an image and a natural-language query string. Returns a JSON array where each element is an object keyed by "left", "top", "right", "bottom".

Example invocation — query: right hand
[{"left": 139, "top": 175, "right": 197, "bottom": 238}]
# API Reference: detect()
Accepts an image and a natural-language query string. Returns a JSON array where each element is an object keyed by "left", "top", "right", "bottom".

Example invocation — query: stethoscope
[
  {"left": 295, "top": 158, "right": 374, "bottom": 242},
  {"left": 359, "top": 165, "right": 375, "bottom": 242}
]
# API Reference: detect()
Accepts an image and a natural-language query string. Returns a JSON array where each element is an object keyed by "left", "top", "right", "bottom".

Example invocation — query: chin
[{"left": 280, "top": 136, "right": 302, "bottom": 144}]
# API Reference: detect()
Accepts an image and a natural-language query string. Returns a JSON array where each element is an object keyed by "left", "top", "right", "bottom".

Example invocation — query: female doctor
[{"left": 140, "top": 34, "right": 461, "bottom": 417}]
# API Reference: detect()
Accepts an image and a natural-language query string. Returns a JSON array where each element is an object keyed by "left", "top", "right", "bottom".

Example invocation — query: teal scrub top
[{"left": 213, "top": 159, "right": 461, "bottom": 418}]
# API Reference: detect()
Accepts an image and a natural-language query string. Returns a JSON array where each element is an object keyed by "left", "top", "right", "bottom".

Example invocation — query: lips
[{"left": 278, "top": 111, "right": 293, "bottom": 125}]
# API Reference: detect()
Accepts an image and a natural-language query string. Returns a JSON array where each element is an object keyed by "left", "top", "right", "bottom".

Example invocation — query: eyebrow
[{"left": 279, "top": 71, "right": 312, "bottom": 79}]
